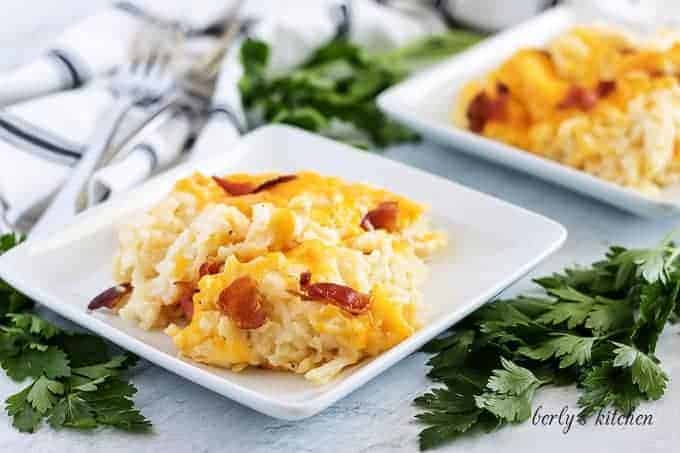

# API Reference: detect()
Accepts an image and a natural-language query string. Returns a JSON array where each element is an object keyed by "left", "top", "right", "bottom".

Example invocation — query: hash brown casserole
[
  {"left": 454, "top": 25, "right": 680, "bottom": 195},
  {"left": 96, "top": 171, "right": 446, "bottom": 384}
]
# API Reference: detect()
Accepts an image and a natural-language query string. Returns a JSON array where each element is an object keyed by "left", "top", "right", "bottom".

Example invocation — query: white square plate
[
  {"left": 0, "top": 125, "right": 566, "bottom": 420},
  {"left": 378, "top": 5, "right": 680, "bottom": 218}
]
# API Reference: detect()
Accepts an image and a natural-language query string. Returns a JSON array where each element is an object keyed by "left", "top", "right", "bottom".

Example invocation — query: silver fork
[{"left": 30, "top": 29, "right": 177, "bottom": 238}]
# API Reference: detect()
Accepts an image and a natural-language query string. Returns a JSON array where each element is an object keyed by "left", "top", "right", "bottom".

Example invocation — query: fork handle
[{"left": 30, "top": 99, "right": 135, "bottom": 238}]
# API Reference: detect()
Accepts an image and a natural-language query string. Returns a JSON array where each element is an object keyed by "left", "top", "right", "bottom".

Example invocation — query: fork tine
[{"left": 149, "top": 38, "right": 171, "bottom": 77}]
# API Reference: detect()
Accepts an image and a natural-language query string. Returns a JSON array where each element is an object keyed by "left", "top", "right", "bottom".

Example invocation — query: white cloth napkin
[
  {"left": 0, "top": 84, "right": 190, "bottom": 225},
  {"left": 190, "top": 0, "right": 446, "bottom": 161},
  {"left": 87, "top": 106, "right": 192, "bottom": 205},
  {"left": 0, "top": 0, "right": 238, "bottom": 106}
]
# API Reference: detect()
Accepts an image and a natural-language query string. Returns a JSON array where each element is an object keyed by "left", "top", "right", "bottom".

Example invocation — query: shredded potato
[
  {"left": 454, "top": 26, "right": 680, "bottom": 195},
  {"left": 112, "top": 171, "right": 446, "bottom": 383}
]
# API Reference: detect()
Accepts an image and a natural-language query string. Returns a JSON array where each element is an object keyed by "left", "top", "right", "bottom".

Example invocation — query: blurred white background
[{"left": 0, "top": 1, "right": 107, "bottom": 69}]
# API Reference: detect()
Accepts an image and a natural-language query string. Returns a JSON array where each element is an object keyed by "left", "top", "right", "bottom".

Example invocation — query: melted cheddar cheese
[
  {"left": 114, "top": 171, "right": 446, "bottom": 383},
  {"left": 454, "top": 26, "right": 680, "bottom": 195}
]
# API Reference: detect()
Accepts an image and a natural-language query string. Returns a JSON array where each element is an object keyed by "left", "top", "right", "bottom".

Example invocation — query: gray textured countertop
[{"left": 1, "top": 3, "right": 679, "bottom": 452}]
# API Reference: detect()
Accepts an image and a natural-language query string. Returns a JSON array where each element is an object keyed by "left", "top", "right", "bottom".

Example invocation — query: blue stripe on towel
[
  {"left": 0, "top": 112, "right": 83, "bottom": 165},
  {"left": 132, "top": 143, "right": 159, "bottom": 171},
  {"left": 209, "top": 105, "right": 246, "bottom": 134},
  {"left": 47, "top": 50, "right": 86, "bottom": 89}
]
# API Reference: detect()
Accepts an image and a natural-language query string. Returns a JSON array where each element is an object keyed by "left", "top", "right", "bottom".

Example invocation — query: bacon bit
[
  {"left": 361, "top": 201, "right": 399, "bottom": 232},
  {"left": 496, "top": 82, "right": 509, "bottom": 95},
  {"left": 213, "top": 174, "right": 297, "bottom": 196},
  {"left": 199, "top": 260, "right": 222, "bottom": 278},
  {"left": 558, "top": 81, "right": 616, "bottom": 111},
  {"left": 174, "top": 281, "right": 196, "bottom": 320},
  {"left": 466, "top": 83, "right": 510, "bottom": 133},
  {"left": 252, "top": 175, "right": 297, "bottom": 193},
  {"left": 299, "top": 271, "right": 312, "bottom": 288},
  {"left": 212, "top": 176, "right": 255, "bottom": 196},
  {"left": 218, "top": 276, "right": 267, "bottom": 329},
  {"left": 88, "top": 283, "right": 132, "bottom": 310},
  {"left": 289, "top": 273, "right": 371, "bottom": 315},
  {"left": 558, "top": 86, "right": 598, "bottom": 110},
  {"left": 596, "top": 80, "right": 616, "bottom": 98},
  {"left": 301, "top": 282, "right": 371, "bottom": 315}
]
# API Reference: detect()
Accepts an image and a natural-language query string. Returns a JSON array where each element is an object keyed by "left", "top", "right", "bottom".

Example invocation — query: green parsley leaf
[
  {"left": 425, "top": 330, "right": 475, "bottom": 369},
  {"left": 5, "top": 386, "right": 42, "bottom": 433},
  {"left": 612, "top": 230, "right": 680, "bottom": 285},
  {"left": 577, "top": 362, "right": 643, "bottom": 418},
  {"left": 519, "top": 334, "right": 597, "bottom": 368},
  {"left": 7, "top": 313, "right": 61, "bottom": 339},
  {"left": 239, "top": 31, "right": 482, "bottom": 149},
  {"left": 0, "top": 233, "right": 150, "bottom": 435},
  {"left": 473, "top": 359, "right": 542, "bottom": 423},
  {"left": 3, "top": 346, "right": 70, "bottom": 381},
  {"left": 26, "top": 376, "right": 64, "bottom": 414},
  {"left": 536, "top": 300, "right": 593, "bottom": 329},
  {"left": 612, "top": 343, "right": 668, "bottom": 399},
  {"left": 485, "top": 358, "right": 543, "bottom": 395},
  {"left": 71, "top": 355, "right": 129, "bottom": 380},
  {"left": 584, "top": 298, "right": 633, "bottom": 335},
  {"left": 47, "top": 393, "right": 97, "bottom": 430},
  {"left": 415, "top": 386, "right": 478, "bottom": 413},
  {"left": 0, "top": 234, "right": 32, "bottom": 318},
  {"left": 80, "top": 377, "right": 151, "bottom": 432},
  {"left": 53, "top": 333, "right": 111, "bottom": 367},
  {"left": 631, "top": 281, "right": 678, "bottom": 353},
  {"left": 417, "top": 232, "right": 680, "bottom": 450},
  {"left": 418, "top": 410, "right": 481, "bottom": 450}
]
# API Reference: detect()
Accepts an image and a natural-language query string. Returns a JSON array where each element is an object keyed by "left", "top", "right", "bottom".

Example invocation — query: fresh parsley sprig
[
  {"left": 0, "top": 233, "right": 150, "bottom": 433},
  {"left": 417, "top": 232, "right": 680, "bottom": 450},
  {"left": 238, "top": 31, "right": 483, "bottom": 149}
]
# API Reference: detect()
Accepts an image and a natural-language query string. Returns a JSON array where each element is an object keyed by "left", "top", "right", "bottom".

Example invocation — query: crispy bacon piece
[
  {"left": 302, "top": 282, "right": 371, "bottom": 315},
  {"left": 558, "top": 86, "right": 598, "bottom": 110},
  {"left": 88, "top": 283, "right": 132, "bottom": 310},
  {"left": 174, "top": 281, "right": 197, "bottom": 320},
  {"left": 212, "top": 177, "right": 256, "bottom": 196},
  {"left": 596, "top": 80, "right": 616, "bottom": 98},
  {"left": 496, "top": 82, "right": 510, "bottom": 96},
  {"left": 558, "top": 81, "right": 616, "bottom": 111},
  {"left": 361, "top": 201, "right": 399, "bottom": 232},
  {"left": 466, "top": 83, "right": 510, "bottom": 133},
  {"left": 299, "top": 271, "right": 312, "bottom": 288},
  {"left": 199, "top": 260, "right": 222, "bottom": 278},
  {"left": 218, "top": 276, "right": 268, "bottom": 329},
  {"left": 252, "top": 175, "right": 297, "bottom": 193},
  {"left": 212, "top": 174, "right": 297, "bottom": 196},
  {"left": 293, "top": 272, "right": 370, "bottom": 314}
]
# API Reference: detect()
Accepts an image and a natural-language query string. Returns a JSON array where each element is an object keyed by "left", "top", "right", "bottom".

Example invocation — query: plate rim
[{"left": 0, "top": 124, "right": 567, "bottom": 420}]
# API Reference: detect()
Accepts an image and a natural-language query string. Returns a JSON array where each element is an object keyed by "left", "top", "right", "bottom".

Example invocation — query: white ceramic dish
[
  {"left": 0, "top": 125, "right": 566, "bottom": 420},
  {"left": 378, "top": 5, "right": 680, "bottom": 218}
]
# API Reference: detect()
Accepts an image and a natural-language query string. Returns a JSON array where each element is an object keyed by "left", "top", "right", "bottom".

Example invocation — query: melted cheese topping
[
  {"left": 115, "top": 171, "right": 446, "bottom": 383},
  {"left": 174, "top": 171, "right": 424, "bottom": 235},
  {"left": 454, "top": 26, "right": 680, "bottom": 194}
]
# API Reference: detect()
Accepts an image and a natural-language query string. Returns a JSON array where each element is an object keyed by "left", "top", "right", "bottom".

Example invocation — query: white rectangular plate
[
  {"left": 0, "top": 125, "right": 566, "bottom": 420},
  {"left": 378, "top": 5, "right": 680, "bottom": 218}
]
